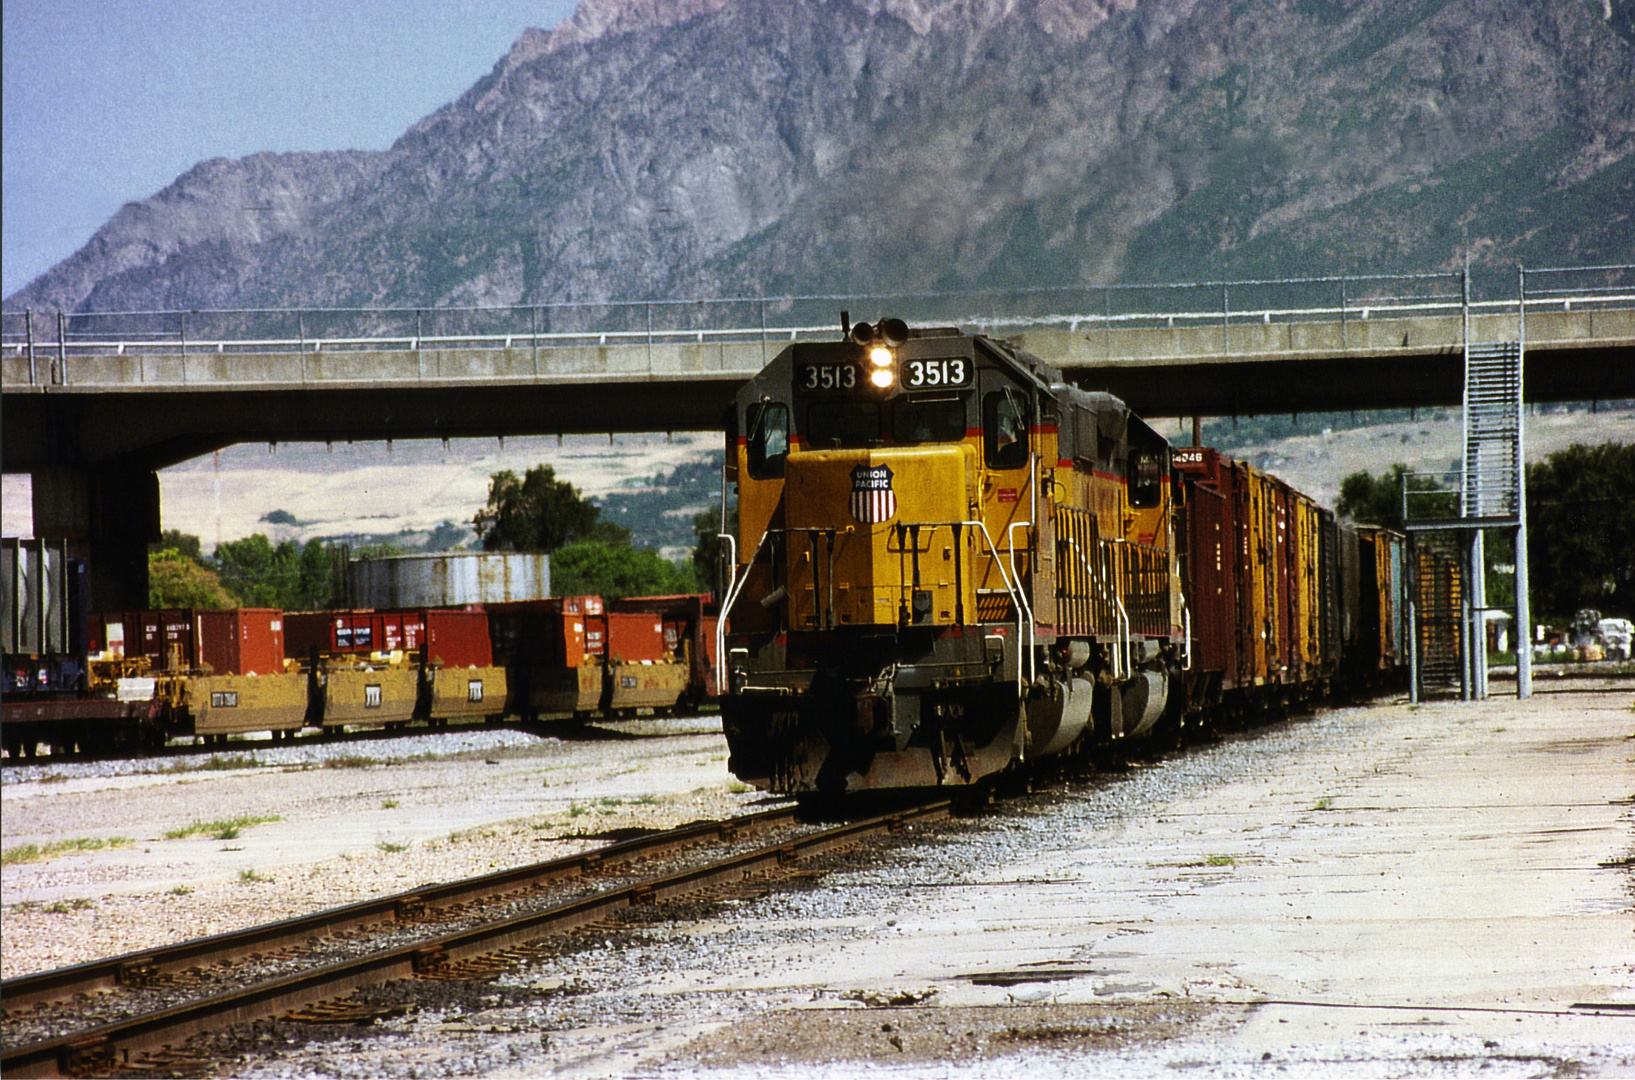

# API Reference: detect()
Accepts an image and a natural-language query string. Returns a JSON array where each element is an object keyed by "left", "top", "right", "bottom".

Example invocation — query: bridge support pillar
[{"left": 30, "top": 465, "right": 160, "bottom": 612}]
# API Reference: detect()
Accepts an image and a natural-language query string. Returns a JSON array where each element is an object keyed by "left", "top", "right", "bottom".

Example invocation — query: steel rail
[
  {"left": 1, "top": 800, "right": 952, "bottom": 1079},
  {"left": 0, "top": 804, "right": 801, "bottom": 1014}
]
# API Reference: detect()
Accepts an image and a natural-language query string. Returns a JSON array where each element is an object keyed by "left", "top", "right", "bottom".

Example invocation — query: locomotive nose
[{"left": 783, "top": 446, "right": 976, "bottom": 629}]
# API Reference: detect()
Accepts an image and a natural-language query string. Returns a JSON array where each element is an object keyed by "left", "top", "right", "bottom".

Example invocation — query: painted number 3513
[
  {"left": 800, "top": 364, "right": 857, "bottom": 390},
  {"left": 905, "top": 358, "right": 968, "bottom": 387}
]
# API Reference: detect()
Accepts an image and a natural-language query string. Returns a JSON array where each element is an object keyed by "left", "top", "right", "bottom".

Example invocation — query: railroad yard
[{"left": 3, "top": 682, "right": 1632, "bottom": 1078}]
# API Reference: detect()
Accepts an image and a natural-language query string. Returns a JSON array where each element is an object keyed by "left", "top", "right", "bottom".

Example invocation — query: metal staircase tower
[{"left": 1405, "top": 266, "right": 1533, "bottom": 701}]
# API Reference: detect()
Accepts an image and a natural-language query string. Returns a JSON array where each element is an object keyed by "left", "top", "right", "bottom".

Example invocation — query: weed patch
[
  {"left": 2, "top": 836, "right": 134, "bottom": 865},
  {"left": 165, "top": 815, "right": 282, "bottom": 841},
  {"left": 162, "top": 754, "right": 263, "bottom": 773},
  {"left": 323, "top": 755, "right": 383, "bottom": 770}
]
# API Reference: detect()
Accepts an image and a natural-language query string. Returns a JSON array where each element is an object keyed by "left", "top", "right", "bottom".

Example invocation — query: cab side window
[
  {"left": 746, "top": 401, "right": 789, "bottom": 479},
  {"left": 984, "top": 390, "right": 1029, "bottom": 469},
  {"left": 1129, "top": 449, "right": 1164, "bottom": 508}
]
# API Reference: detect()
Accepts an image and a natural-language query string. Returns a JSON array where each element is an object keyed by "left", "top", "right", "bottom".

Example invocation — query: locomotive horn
[
  {"left": 879, "top": 318, "right": 909, "bottom": 346},
  {"left": 850, "top": 320, "right": 876, "bottom": 345}
]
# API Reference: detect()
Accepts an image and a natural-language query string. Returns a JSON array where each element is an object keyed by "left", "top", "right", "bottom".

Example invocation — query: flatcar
[{"left": 714, "top": 321, "right": 1409, "bottom": 795}]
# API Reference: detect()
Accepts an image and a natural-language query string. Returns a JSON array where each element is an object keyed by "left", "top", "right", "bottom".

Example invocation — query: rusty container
[
  {"left": 485, "top": 598, "right": 607, "bottom": 718},
  {"left": 91, "top": 610, "right": 193, "bottom": 670},
  {"left": 194, "top": 609, "right": 285, "bottom": 676},
  {"left": 608, "top": 594, "right": 721, "bottom": 703},
  {"left": 424, "top": 609, "right": 492, "bottom": 669},
  {"left": 284, "top": 610, "right": 427, "bottom": 659},
  {"left": 605, "top": 612, "right": 666, "bottom": 663}
]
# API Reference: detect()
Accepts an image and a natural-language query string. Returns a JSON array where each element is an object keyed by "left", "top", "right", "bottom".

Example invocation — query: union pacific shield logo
[{"left": 850, "top": 464, "right": 896, "bottom": 523}]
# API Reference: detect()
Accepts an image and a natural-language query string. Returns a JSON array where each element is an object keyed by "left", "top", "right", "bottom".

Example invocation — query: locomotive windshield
[
  {"left": 806, "top": 401, "right": 881, "bottom": 447},
  {"left": 746, "top": 401, "right": 788, "bottom": 478},
  {"left": 894, "top": 397, "right": 968, "bottom": 444}
]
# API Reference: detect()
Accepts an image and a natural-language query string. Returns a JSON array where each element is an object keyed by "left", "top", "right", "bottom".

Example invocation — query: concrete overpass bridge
[{"left": 4, "top": 266, "right": 1632, "bottom": 607}]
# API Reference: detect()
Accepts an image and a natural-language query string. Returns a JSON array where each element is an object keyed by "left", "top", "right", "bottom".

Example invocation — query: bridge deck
[{"left": 3, "top": 306, "right": 1631, "bottom": 470}]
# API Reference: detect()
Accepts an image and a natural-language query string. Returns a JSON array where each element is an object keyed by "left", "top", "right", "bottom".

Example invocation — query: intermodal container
[
  {"left": 194, "top": 609, "right": 285, "bottom": 676},
  {"left": 605, "top": 612, "right": 666, "bottom": 663},
  {"left": 424, "top": 609, "right": 492, "bottom": 669}
]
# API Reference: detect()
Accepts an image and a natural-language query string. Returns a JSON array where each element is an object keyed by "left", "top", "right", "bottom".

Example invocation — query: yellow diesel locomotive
[{"left": 716, "top": 321, "right": 1190, "bottom": 793}]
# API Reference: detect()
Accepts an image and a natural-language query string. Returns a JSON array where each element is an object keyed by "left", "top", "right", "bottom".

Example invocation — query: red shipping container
[
  {"left": 605, "top": 611, "right": 666, "bottom": 663},
  {"left": 609, "top": 594, "right": 721, "bottom": 698},
  {"left": 283, "top": 612, "right": 338, "bottom": 658},
  {"left": 424, "top": 610, "right": 492, "bottom": 668},
  {"left": 194, "top": 609, "right": 285, "bottom": 676},
  {"left": 486, "top": 599, "right": 606, "bottom": 667},
  {"left": 91, "top": 609, "right": 192, "bottom": 669},
  {"left": 284, "top": 610, "right": 427, "bottom": 658}
]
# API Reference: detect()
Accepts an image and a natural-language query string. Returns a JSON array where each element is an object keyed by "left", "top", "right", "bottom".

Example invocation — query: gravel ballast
[{"left": 1, "top": 718, "right": 764, "bottom": 979}]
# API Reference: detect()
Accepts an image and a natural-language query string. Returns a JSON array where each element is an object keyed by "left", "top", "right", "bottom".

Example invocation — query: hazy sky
[{"left": 2, "top": 0, "right": 579, "bottom": 297}]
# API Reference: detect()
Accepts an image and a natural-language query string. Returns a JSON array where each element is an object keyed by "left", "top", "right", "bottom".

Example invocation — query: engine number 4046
[{"left": 904, "top": 357, "right": 970, "bottom": 388}]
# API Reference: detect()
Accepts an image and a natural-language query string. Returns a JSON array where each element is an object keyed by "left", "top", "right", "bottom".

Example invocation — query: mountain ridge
[{"left": 7, "top": 0, "right": 1632, "bottom": 316}]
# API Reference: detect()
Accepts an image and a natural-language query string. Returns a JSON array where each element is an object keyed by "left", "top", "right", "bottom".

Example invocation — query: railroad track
[
  {"left": 0, "top": 712, "right": 718, "bottom": 768},
  {"left": 1, "top": 799, "right": 952, "bottom": 1078}
]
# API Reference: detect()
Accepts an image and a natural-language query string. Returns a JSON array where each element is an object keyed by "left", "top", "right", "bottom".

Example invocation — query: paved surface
[{"left": 645, "top": 684, "right": 1635, "bottom": 1077}]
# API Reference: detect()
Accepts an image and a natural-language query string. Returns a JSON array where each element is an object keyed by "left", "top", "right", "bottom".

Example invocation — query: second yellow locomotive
[{"left": 717, "top": 320, "right": 1188, "bottom": 793}]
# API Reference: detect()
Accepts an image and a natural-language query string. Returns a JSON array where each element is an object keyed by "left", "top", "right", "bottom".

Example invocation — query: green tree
[
  {"left": 551, "top": 541, "right": 700, "bottom": 600},
  {"left": 1336, "top": 463, "right": 1455, "bottom": 530},
  {"left": 690, "top": 505, "right": 736, "bottom": 595},
  {"left": 211, "top": 534, "right": 353, "bottom": 610},
  {"left": 149, "top": 529, "right": 207, "bottom": 564},
  {"left": 473, "top": 465, "right": 630, "bottom": 553},
  {"left": 1527, "top": 442, "right": 1635, "bottom": 620},
  {"left": 213, "top": 534, "right": 299, "bottom": 607},
  {"left": 291, "top": 539, "right": 348, "bottom": 611},
  {"left": 148, "top": 549, "right": 235, "bottom": 608}
]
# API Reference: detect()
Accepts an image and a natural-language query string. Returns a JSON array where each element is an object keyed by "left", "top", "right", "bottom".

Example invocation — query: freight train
[
  {"left": 714, "top": 321, "right": 1414, "bottom": 794},
  {"left": 0, "top": 572, "right": 717, "bottom": 758}
]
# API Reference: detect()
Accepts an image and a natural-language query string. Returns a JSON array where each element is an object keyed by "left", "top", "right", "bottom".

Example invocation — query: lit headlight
[
  {"left": 870, "top": 368, "right": 895, "bottom": 388},
  {"left": 869, "top": 346, "right": 893, "bottom": 367}
]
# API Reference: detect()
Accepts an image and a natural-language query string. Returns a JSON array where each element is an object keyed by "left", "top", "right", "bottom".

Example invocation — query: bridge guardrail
[{"left": 4, "top": 265, "right": 1630, "bottom": 388}]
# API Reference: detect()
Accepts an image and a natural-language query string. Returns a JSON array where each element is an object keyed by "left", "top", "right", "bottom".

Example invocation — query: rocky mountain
[{"left": 8, "top": 0, "right": 1634, "bottom": 316}]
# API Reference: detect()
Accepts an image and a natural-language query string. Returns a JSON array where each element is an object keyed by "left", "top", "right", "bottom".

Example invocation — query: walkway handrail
[{"left": 5, "top": 265, "right": 1631, "bottom": 387}]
